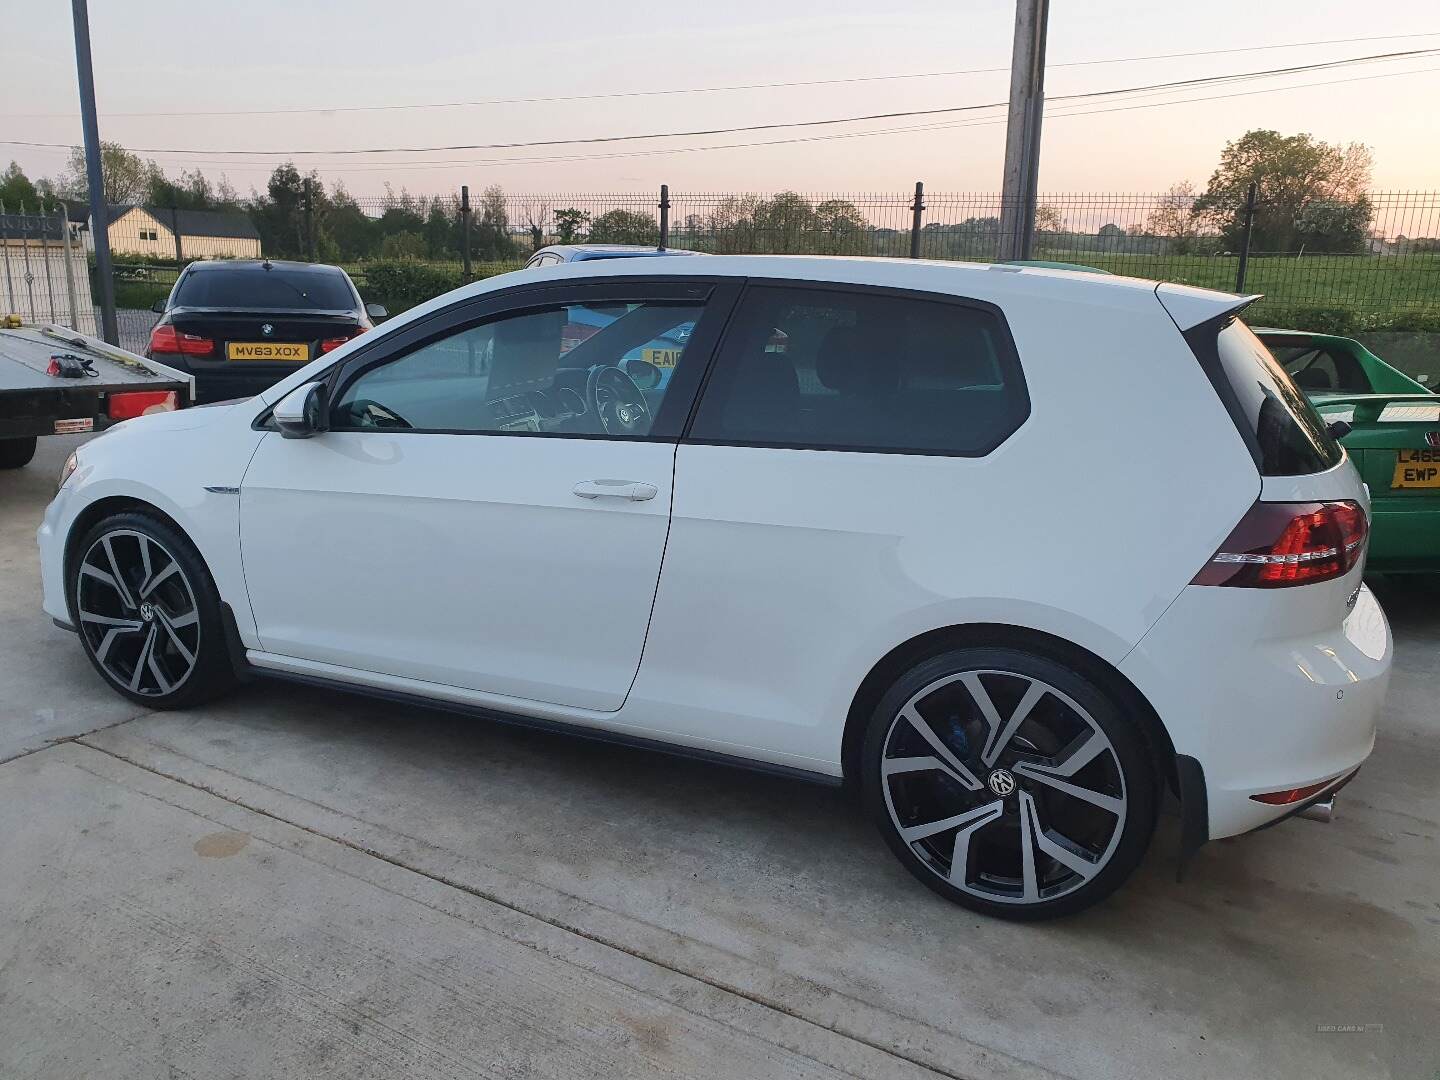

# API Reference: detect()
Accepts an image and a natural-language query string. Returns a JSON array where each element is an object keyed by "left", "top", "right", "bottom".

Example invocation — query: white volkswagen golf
[{"left": 38, "top": 257, "right": 1390, "bottom": 919}]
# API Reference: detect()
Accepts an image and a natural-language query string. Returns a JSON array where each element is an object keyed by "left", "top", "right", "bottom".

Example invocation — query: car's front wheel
[
  {"left": 71, "top": 512, "right": 238, "bottom": 709},
  {"left": 862, "top": 646, "right": 1158, "bottom": 919}
]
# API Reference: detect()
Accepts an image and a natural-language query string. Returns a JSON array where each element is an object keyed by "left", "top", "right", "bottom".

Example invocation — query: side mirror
[
  {"left": 150, "top": 299, "right": 166, "bottom": 313},
  {"left": 273, "top": 381, "right": 328, "bottom": 439},
  {"left": 620, "top": 357, "right": 662, "bottom": 391},
  {"left": 1326, "top": 419, "right": 1353, "bottom": 441},
  {"left": 365, "top": 302, "right": 389, "bottom": 321}
]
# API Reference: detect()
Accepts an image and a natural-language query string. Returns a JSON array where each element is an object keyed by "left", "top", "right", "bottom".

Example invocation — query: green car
[{"left": 1256, "top": 329, "right": 1440, "bottom": 575}]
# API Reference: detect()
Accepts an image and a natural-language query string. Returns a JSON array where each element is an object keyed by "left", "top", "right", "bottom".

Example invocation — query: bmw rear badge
[
  {"left": 261, "top": 323, "right": 274, "bottom": 336},
  {"left": 987, "top": 768, "right": 1017, "bottom": 797}
]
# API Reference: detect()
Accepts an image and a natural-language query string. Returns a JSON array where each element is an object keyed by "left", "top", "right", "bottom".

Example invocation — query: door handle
[{"left": 572, "top": 479, "right": 658, "bottom": 502}]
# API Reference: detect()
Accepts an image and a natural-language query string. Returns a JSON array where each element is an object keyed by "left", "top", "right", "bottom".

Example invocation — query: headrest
[{"left": 815, "top": 324, "right": 898, "bottom": 396}]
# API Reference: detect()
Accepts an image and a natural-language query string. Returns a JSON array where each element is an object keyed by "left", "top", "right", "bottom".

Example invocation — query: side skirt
[{"left": 251, "top": 664, "right": 844, "bottom": 790}]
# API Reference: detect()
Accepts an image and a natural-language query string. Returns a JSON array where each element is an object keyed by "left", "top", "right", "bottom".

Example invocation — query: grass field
[{"left": 1035, "top": 250, "right": 1440, "bottom": 320}]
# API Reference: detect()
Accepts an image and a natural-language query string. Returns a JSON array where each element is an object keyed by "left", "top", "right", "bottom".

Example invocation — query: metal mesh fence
[{"left": 6, "top": 189, "right": 1435, "bottom": 355}]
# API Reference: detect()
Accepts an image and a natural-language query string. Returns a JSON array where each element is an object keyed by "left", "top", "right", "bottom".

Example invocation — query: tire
[
  {"left": 861, "top": 645, "right": 1158, "bottom": 920},
  {"left": 0, "top": 436, "right": 37, "bottom": 469},
  {"left": 70, "top": 511, "right": 239, "bottom": 709}
]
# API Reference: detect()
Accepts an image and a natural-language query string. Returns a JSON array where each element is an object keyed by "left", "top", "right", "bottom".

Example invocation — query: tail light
[
  {"left": 107, "top": 390, "right": 178, "bottom": 421},
  {"left": 149, "top": 324, "right": 214, "bottom": 356},
  {"left": 1192, "top": 501, "right": 1368, "bottom": 588},
  {"left": 321, "top": 327, "right": 368, "bottom": 354}
]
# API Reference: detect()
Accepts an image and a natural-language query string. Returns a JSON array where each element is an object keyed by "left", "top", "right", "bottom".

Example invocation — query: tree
[
  {"left": 473, "top": 184, "right": 513, "bottom": 260},
  {"left": 380, "top": 231, "right": 426, "bottom": 259},
  {"left": 423, "top": 196, "right": 458, "bottom": 259},
  {"left": 749, "top": 192, "right": 816, "bottom": 253},
  {"left": 147, "top": 168, "right": 218, "bottom": 211},
  {"left": 1145, "top": 181, "right": 1202, "bottom": 254},
  {"left": 588, "top": 208, "right": 659, "bottom": 246},
  {"left": 326, "top": 183, "right": 376, "bottom": 261},
  {"left": 0, "top": 162, "right": 40, "bottom": 209},
  {"left": 1034, "top": 204, "right": 1063, "bottom": 233},
  {"left": 814, "top": 199, "right": 869, "bottom": 255},
  {"left": 249, "top": 162, "right": 326, "bottom": 258},
  {"left": 61, "top": 141, "right": 157, "bottom": 204},
  {"left": 553, "top": 207, "right": 589, "bottom": 244},
  {"left": 519, "top": 198, "right": 551, "bottom": 252},
  {"left": 703, "top": 195, "right": 764, "bottom": 253},
  {"left": 1192, "top": 129, "right": 1373, "bottom": 252},
  {"left": 1293, "top": 199, "right": 1372, "bottom": 254}
]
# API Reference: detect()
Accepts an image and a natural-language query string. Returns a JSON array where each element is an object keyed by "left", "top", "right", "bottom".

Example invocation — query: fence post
[
  {"left": 170, "top": 200, "right": 183, "bottom": 265},
  {"left": 909, "top": 181, "right": 926, "bottom": 259},
  {"left": 302, "top": 178, "right": 316, "bottom": 262},
  {"left": 1234, "top": 180, "right": 1257, "bottom": 293},
  {"left": 58, "top": 203, "right": 81, "bottom": 329},
  {"left": 460, "top": 185, "right": 473, "bottom": 283},
  {"left": 0, "top": 202, "right": 16, "bottom": 314},
  {"left": 658, "top": 184, "right": 671, "bottom": 251}
]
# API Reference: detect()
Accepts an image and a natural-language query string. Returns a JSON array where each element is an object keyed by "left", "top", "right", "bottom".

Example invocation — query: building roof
[{"left": 107, "top": 205, "right": 260, "bottom": 241}]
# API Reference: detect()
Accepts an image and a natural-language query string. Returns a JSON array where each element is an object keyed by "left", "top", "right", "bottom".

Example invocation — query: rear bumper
[
  {"left": 1121, "top": 578, "right": 1390, "bottom": 840},
  {"left": 1365, "top": 497, "right": 1440, "bottom": 572},
  {"left": 146, "top": 355, "right": 298, "bottom": 404}
]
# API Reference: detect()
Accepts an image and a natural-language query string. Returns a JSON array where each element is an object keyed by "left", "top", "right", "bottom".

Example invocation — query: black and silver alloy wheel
[
  {"left": 71, "top": 512, "right": 237, "bottom": 709},
  {"left": 864, "top": 647, "right": 1156, "bottom": 919},
  {"left": 77, "top": 529, "right": 200, "bottom": 696}
]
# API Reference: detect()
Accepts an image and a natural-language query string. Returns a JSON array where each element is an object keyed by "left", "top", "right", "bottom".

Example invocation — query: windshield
[{"left": 174, "top": 267, "right": 355, "bottom": 310}]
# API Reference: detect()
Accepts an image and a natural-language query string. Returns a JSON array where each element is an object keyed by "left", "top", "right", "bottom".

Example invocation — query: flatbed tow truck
[{"left": 0, "top": 321, "right": 193, "bottom": 469}]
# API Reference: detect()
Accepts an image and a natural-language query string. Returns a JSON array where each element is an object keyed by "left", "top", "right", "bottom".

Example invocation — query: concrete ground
[{"left": 3, "top": 435, "right": 1438, "bottom": 1080}]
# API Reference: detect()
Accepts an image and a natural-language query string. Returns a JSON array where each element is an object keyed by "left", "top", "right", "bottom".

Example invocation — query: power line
[
  {"left": 4, "top": 30, "right": 1437, "bottom": 120},
  {"left": 81, "top": 62, "right": 1434, "bottom": 176},
  {"left": 2, "top": 48, "right": 1432, "bottom": 159},
  {"left": 339, "top": 64, "right": 1440, "bottom": 173}
]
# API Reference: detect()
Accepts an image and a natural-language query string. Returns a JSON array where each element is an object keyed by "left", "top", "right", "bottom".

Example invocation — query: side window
[
  {"left": 331, "top": 298, "right": 705, "bottom": 437},
  {"left": 688, "top": 286, "right": 1027, "bottom": 455}
]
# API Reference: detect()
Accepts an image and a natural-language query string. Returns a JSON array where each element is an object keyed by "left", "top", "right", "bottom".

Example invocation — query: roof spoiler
[{"left": 1156, "top": 283, "right": 1263, "bottom": 332}]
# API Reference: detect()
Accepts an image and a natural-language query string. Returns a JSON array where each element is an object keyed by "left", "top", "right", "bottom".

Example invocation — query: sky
[{"left": 2, "top": 0, "right": 1438, "bottom": 198}]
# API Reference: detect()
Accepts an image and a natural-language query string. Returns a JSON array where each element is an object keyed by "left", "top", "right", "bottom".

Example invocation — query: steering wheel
[
  {"left": 585, "top": 365, "right": 652, "bottom": 436},
  {"left": 339, "top": 397, "right": 413, "bottom": 430}
]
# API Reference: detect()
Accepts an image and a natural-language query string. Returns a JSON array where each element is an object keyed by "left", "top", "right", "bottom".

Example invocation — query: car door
[
  {"left": 629, "top": 282, "right": 1035, "bottom": 754},
  {"left": 238, "top": 278, "right": 736, "bottom": 712}
]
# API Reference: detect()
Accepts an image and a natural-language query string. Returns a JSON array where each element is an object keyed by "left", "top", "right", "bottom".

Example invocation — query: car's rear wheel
[
  {"left": 862, "top": 646, "right": 1158, "bottom": 919},
  {"left": 71, "top": 512, "right": 237, "bottom": 709},
  {"left": 0, "top": 436, "right": 37, "bottom": 469}
]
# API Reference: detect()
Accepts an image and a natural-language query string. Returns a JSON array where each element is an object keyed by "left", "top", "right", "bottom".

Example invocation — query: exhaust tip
[{"left": 1298, "top": 796, "right": 1336, "bottom": 823}]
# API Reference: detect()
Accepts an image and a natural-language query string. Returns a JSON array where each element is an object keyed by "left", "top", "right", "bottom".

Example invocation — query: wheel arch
[
  {"left": 840, "top": 622, "right": 1178, "bottom": 792},
  {"left": 62, "top": 496, "right": 192, "bottom": 615},
  {"left": 62, "top": 493, "right": 252, "bottom": 685}
]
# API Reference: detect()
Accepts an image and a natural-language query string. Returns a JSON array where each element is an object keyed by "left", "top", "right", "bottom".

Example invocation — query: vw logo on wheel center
[{"left": 987, "top": 768, "right": 1017, "bottom": 797}]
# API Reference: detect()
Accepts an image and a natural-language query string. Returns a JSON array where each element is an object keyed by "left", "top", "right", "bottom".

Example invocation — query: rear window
[
  {"left": 174, "top": 267, "right": 355, "bottom": 310},
  {"left": 689, "top": 286, "right": 1028, "bottom": 455},
  {"left": 1215, "top": 321, "right": 1343, "bottom": 476}
]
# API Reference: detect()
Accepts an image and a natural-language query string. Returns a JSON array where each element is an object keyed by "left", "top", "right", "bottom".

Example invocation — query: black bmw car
[{"left": 146, "top": 259, "right": 386, "bottom": 403}]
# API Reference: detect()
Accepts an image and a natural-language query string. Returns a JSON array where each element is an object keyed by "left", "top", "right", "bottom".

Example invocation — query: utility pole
[
  {"left": 997, "top": 0, "right": 1049, "bottom": 262},
  {"left": 71, "top": 0, "right": 118, "bottom": 344}
]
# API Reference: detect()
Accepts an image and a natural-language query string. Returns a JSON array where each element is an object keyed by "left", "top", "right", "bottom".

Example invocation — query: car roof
[
  {"left": 485, "top": 254, "right": 1245, "bottom": 328},
  {"left": 533, "top": 244, "right": 700, "bottom": 261}
]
